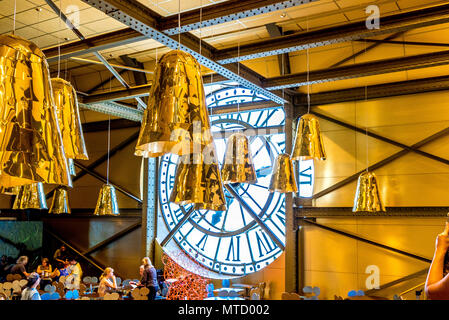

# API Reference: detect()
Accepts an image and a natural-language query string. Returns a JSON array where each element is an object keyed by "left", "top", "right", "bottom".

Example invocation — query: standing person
[
  {"left": 426, "top": 222, "right": 449, "bottom": 299},
  {"left": 66, "top": 257, "right": 82, "bottom": 289},
  {"left": 53, "top": 245, "right": 68, "bottom": 269},
  {"left": 21, "top": 273, "right": 41, "bottom": 300},
  {"left": 9, "top": 256, "right": 30, "bottom": 279},
  {"left": 0, "top": 255, "right": 7, "bottom": 281},
  {"left": 140, "top": 257, "right": 159, "bottom": 300},
  {"left": 36, "top": 258, "right": 53, "bottom": 290},
  {"left": 98, "top": 267, "right": 118, "bottom": 298}
]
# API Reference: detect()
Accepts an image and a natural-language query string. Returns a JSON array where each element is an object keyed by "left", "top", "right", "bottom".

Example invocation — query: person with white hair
[{"left": 10, "top": 256, "right": 30, "bottom": 279}]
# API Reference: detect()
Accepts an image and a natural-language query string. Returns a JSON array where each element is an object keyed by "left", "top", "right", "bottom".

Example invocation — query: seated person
[
  {"left": 9, "top": 256, "right": 30, "bottom": 279},
  {"left": 98, "top": 267, "right": 118, "bottom": 298},
  {"left": 36, "top": 258, "right": 53, "bottom": 289},
  {"left": 53, "top": 245, "right": 68, "bottom": 269},
  {"left": 129, "top": 265, "right": 145, "bottom": 288},
  {"left": 0, "top": 255, "right": 7, "bottom": 281},
  {"left": 21, "top": 273, "right": 41, "bottom": 300}
]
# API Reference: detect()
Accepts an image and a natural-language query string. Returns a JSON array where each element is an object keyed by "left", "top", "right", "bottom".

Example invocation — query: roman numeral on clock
[{"left": 225, "top": 236, "right": 241, "bottom": 262}]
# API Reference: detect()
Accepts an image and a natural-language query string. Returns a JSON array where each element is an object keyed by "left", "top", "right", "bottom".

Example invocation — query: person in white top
[
  {"left": 66, "top": 257, "right": 82, "bottom": 289},
  {"left": 98, "top": 267, "right": 117, "bottom": 298},
  {"left": 21, "top": 272, "right": 41, "bottom": 300}
]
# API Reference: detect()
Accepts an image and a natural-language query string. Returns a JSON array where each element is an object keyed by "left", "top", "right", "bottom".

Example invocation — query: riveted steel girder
[{"left": 215, "top": 3, "right": 449, "bottom": 64}]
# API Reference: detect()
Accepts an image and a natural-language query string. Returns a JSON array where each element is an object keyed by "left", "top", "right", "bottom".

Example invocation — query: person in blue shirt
[{"left": 21, "top": 272, "right": 41, "bottom": 300}]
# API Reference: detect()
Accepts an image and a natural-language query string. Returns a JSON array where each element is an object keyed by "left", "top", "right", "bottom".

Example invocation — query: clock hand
[
  {"left": 160, "top": 206, "right": 195, "bottom": 247},
  {"left": 224, "top": 184, "right": 285, "bottom": 251},
  {"left": 255, "top": 166, "right": 272, "bottom": 178}
]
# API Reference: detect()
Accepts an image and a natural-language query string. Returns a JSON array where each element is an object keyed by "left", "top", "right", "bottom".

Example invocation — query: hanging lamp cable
[
  {"left": 306, "top": 19, "right": 311, "bottom": 114},
  {"left": 107, "top": 116, "right": 111, "bottom": 185},
  {"left": 364, "top": 40, "right": 369, "bottom": 172},
  {"left": 178, "top": 0, "right": 181, "bottom": 49},
  {"left": 57, "top": 0, "right": 63, "bottom": 79},
  {"left": 13, "top": 0, "right": 16, "bottom": 35}
]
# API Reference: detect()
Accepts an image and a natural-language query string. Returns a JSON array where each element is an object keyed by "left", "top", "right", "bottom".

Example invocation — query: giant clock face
[{"left": 158, "top": 87, "right": 287, "bottom": 277}]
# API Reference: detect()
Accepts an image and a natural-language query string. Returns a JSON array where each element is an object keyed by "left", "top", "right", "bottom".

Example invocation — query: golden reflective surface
[
  {"left": 49, "top": 186, "right": 71, "bottom": 214},
  {"left": 170, "top": 145, "right": 227, "bottom": 211},
  {"left": 135, "top": 50, "right": 212, "bottom": 157},
  {"left": 221, "top": 133, "right": 257, "bottom": 184},
  {"left": 13, "top": 182, "right": 47, "bottom": 210},
  {"left": 0, "top": 186, "right": 19, "bottom": 195},
  {"left": 353, "top": 171, "right": 385, "bottom": 212},
  {"left": 94, "top": 184, "right": 120, "bottom": 216},
  {"left": 269, "top": 153, "right": 298, "bottom": 193},
  {"left": 0, "top": 34, "right": 72, "bottom": 188},
  {"left": 292, "top": 113, "right": 326, "bottom": 161},
  {"left": 51, "top": 77, "right": 89, "bottom": 160}
]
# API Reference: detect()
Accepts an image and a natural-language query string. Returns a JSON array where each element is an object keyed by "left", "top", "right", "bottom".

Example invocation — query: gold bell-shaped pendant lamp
[
  {"left": 49, "top": 186, "right": 71, "bottom": 214},
  {"left": 0, "top": 34, "right": 72, "bottom": 188},
  {"left": 94, "top": 184, "right": 120, "bottom": 216},
  {"left": 352, "top": 171, "right": 385, "bottom": 213},
  {"left": 13, "top": 182, "right": 47, "bottom": 210},
  {"left": 170, "top": 144, "right": 227, "bottom": 211},
  {"left": 269, "top": 153, "right": 298, "bottom": 193},
  {"left": 135, "top": 50, "right": 212, "bottom": 158},
  {"left": 221, "top": 133, "right": 257, "bottom": 184},
  {"left": 51, "top": 77, "right": 89, "bottom": 161},
  {"left": 292, "top": 114, "right": 326, "bottom": 161}
]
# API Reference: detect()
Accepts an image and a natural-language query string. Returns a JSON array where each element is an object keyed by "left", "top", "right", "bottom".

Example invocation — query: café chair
[
  {"left": 41, "top": 293, "right": 51, "bottom": 300},
  {"left": 72, "top": 290, "right": 80, "bottom": 300},
  {"left": 250, "top": 288, "right": 261, "bottom": 300},
  {"left": 222, "top": 279, "right": 230, "bottom": 288},
  {"left": 217, "top": 289, "right": 229, "bottom": 297},
  {"left": 49, "top": 292, "right": 60, "bottom": 300},
  {"left": 281, "top": 292, "right": 302, "bottom": 300},
  {"left": 65, "top": 291, "right": 73, "bottom": 300}
]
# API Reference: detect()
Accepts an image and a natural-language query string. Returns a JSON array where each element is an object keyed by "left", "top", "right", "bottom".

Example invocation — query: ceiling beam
[
  {"left": 266, "top": 23, "right": 291, "bottom": 76},
  {"left": 82, "top": 119, "right": 139, "bottom": 132},
  {"left": 81, "top": 84, "right": 151, "bottom": 104},
  {"left": 79, "top": 0, "right": 284, "bottom": 104},
  {"left": 263, "top": 50, "right": 449, "bottom": 90},
  {"left": 214, "top": 3, "right": 449, "bottom": 64},
  {"left": 43, "top": 0, "right": 315, "bottom": 63},
  {"left": 160, "top": 0, "right": 318, "bottom": 35},
  {"left": 294, "top": 207, "right": 449, "bottom": 217},
  {"left": 44, "top": 28, "right": 145, "bottom": 62},
  {"left": 293, "top": 75, "right": 449, "bottom": 111}
]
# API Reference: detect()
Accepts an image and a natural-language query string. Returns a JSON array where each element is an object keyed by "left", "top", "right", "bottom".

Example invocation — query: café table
[
  {"left": 204, "top": 296, "right": 245, "bottom": 301},
  {"left": 213, "top": 287, "right": 245, "bottom": 297},
  {"left": 230, "top": 284, "right": 255, "bottom": 296}
]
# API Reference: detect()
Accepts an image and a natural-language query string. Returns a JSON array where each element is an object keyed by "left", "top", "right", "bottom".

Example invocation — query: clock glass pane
[{"left": 159, "top": 87, "right": 288, "bottom": 277}]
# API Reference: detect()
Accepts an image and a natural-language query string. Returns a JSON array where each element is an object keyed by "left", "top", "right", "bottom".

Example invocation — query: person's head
[
  {"left": 67, "top": 257, "right": 77, "bottom": 265},
  {"left": 60, "top": 245, "right": 66, "bottom": 252},
  {"left": 41, "top": 257, "right": 49, "bottom": 267},
  {"left": 142, "top": 257, "right": 153, "bottom": 268},
  {"left": 101, "top": 267, "right": 114, "bottom": 280},
  {"left": 17, "top": 256, "right": 28, "bottom": 265},
  {"left": 26, "top": 272, "right": 40, "bottom": 289},
  {"left": 1, "top": 255, "right": 6, "bottom": 262},
  {"left": 139, "top": 265, "right": 144, "bottom": 276}
]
